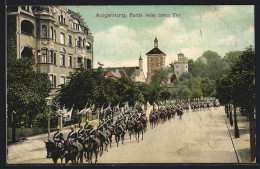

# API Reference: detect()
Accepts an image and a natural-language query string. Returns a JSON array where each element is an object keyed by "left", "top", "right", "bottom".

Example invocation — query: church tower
[
  {"left": 139, "top": 54, "right": 143, "bottom": 71},
  {"left": 146, "top": 37, "right": 166, "bottom": 84}
]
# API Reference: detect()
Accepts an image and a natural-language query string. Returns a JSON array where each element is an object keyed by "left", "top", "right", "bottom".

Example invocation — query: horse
[
  {"left": 159, "top": 111, "right": 166, "bottom": 123},
  {"left": 176, "top": 109, "right": 183, "bottom": 120},
  {"left": 84, "top": 135, "right": 101, "bottom": 164},
  {"left": 166, "top": 110, "right": 172, "bottom": 120},
  {"left": 134, "top": 121, "right": 144, "bottom": 143},
  {"left": 114, "top": 124, "right": 121, "bottom": 147},
  {"left": 96, "top": 130, "right": 109, "bottom": 153},
  {"left": 149, "top": 114, "right": 156, "bottom": 129},
  {"left": 126, "top": 120, "right": 135, "bottom": 140},
  {"left": 44, "top": 141, "right": 64, "bottom": 164},
  {"left": 63, "top": 140, "right": 83, "bottom": 163}
]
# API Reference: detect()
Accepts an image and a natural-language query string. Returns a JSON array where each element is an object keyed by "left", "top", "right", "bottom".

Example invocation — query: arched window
[
  {"left": 21, "top": 20, "right": 34, "bottom": 35},
  {"left": 42, "top": 25, "right": 47, "bottom": 38},
  {"left": 77, "top": 37, "right": 82, "bottom": 48},
  {"left": 86, "top": 42, "right": 91, "bottom": 51},
  {"left": 21, "top": 47, "right": 33, "bottom": 60}
]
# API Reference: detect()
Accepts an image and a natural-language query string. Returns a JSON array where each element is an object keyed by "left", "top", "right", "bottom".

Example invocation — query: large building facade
[
  {"left": 146, "top": 37, "right": 166, "bottom": 84},
  {"left": 7, "top": 6, "right": 94, "bottom": 95}
]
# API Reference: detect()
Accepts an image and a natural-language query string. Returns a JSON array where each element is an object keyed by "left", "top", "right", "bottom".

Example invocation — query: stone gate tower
[{"left": 146, "top": 37, "right": 166, "bottom": 84}]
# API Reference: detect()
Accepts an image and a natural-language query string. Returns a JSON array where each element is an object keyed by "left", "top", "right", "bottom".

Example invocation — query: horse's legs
[
  {"left": 142, "top": 130, "right": 143, "bottom": 140},
  {"left": 95, "top": 150, "right": 98, "bottom": 164}
]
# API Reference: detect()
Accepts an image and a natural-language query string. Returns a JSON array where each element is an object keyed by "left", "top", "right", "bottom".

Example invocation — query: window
[
  {"left": 60, "top": 32, "right": 65, "bottom": 44},
  {"left": 50, "top": 26, "right": 53, "bottom": 39},
  {"left": 77, "top": 37, "right": 82, "bottom": 48},
  {"left": 49, "top": 74, "right": 56, "bottom": 88},
  {"left": 86, "top": 42, "right": 91, "bottom": 51},
  {"left": 21, "top": 20, "right": 34, "bottom": 35},
  {"left": 60, "top": 54, "right": 65, "bottom": 66},
  {"left": 41, "top": 49, "right": 47, "bottom": 63},
  {"left": 53, "top": 53, "right": 56, "bottom": 65},
  {"left": 77, "top": 57, "right": 82, "bottom": 68},
  {"left": 68, "top": 35, "right": 72, "bottom": 46},
  {"left": 83, "top": 38, "right": 86, "bottom": 48},
  {"left": 68, "top": 55, "right": 72, "bottom": 67},
  {"left": 53, "top": 30, "right": 56, "bottom": 42},
  {"left": 50, "top": 50, "right": 56, "bottom": 64},
  {"left": 60, "top": 76, "right": 65, "bottom": 87},
  {"left": 50, "top": 50, "right": 54, "bottom": 63},
  {"left": 42, "top": 25, "right": 47, "bottom": 38}
]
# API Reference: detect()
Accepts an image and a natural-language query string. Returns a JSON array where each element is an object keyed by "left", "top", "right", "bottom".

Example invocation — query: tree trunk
[
  {"left": 225, "top": 105, "right": 229, "bottom": 118},
  {"left": 229, "top": 104, "right": 233, "bottom": 126},
  {"left": 233, "top": 106, "right": 239, "bottom": 138},
  {"left": 249, "top": 112, "right": 256, "bottom": 162}
]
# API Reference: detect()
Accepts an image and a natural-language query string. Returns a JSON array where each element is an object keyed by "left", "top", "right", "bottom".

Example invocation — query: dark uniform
[
  {"left": 53, "top": 131, "right": 65, "bottom": 154},
  {"left": 67, "top": 130, "right": 77, "bottom": 145},
  {"left": 77, "top": 127, "right": 86, "bottom": 143},
  {"left": 84, "top": 122, "right": 92, "bottom": 135}
]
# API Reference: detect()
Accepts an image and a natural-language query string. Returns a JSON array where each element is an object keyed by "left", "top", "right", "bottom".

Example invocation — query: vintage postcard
[{"left": 6, "top": 5, "right": 255, "bottom": 164}]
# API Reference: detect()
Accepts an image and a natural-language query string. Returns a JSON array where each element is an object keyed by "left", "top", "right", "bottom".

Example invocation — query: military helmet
[
  {"left": 56, "top": 125, "right": 60, "bottom": 130},
  {"left": 70, "top": 125, "right": 74, "bottom": 129},
  {"left": 86, "top": 119, "right": 89, "bottom": 123},
  {"left": 102, "top": 118, "right": 105, "bottom": 122},
  {"left": 79, "top": 123, "right": 83, "bottom": 128}
]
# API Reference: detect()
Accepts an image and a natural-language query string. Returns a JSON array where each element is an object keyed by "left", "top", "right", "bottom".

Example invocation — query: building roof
[
  {"left": 146, "top": 48, "right": 166, "bottom": 55},
  {"left": 106, "top": 71, "right": 116, "bottom": 78},
  {"left": 104, "top": 67, "right": 139, "bottom": 78},
  {"left": 68, "top": 9, "right": 88, "bottom": 33},
  {"left": 118, "top": 70, "right": 127, "bottom": 76}
]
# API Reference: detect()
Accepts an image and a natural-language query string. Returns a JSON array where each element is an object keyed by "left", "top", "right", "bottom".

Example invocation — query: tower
[
  {"left": 146, "top": 37, "right": 166, "bottom": 84},
  {"left": 173, "top": 52, "right": 188, "bottom": 79},
  {"left": 139, "top": 54, "right": 143, "bottom": 71}
]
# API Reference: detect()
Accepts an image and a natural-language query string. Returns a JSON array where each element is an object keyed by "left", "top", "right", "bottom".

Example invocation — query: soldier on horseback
[
  {"left": 67, "top": 125, "right": 79, "bottom": 153},
  {"left": 77, "top": 124, "right": 86, "bottom": 144},
  {"left": 84, "top": 119, "right": 91, "bottom": 134},
  {"left": 97, "top": 120, "right": 106, "bottom": 141},
  {"left": 53, "top": 125, "right": 65, "bottom": 157},
  {"left": 88, "top": 123, "right": 98, "bottom": 148}
]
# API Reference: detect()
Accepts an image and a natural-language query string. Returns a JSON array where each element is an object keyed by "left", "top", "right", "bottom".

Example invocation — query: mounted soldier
[
  {"left": 53, "top": 125, "right": 65, "bottom": 157},
  {"left": 67, "top": 125, "right": 82, "bottom": 153},
  {"left": 97, "top": 120, "right": 106, "bottom": 141},
  {"left": 84, "top": 119, "right": 91, "bottom": 135},
  {"left": 77, "top": 124, "right": 86, "bottom": 144},
  {"left": 88, "top": 123, "right": 98, "bottom": 148}
]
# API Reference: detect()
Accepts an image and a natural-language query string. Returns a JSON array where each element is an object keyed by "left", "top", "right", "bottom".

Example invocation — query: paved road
[{"left": 7, "top": 106, "right": 238, "bottom": 164}]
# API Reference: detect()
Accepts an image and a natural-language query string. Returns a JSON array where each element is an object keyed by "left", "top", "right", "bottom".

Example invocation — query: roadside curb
[{"left": 225, "top": 118, "right": 242, "bottom": 163}]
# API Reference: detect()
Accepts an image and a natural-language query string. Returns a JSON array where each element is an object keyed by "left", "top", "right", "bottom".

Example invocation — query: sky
[{"left": 69, "top": 5, "right": 254, "bottom": 77}]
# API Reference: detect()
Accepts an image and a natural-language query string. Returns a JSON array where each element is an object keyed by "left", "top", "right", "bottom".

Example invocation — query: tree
[
  {"left": 150, "top": 68, "right": 168, "bottom": 86},
  {"left": 159, "top": 89, "right": 172, "bottom": 103},
  {"left": 7, "top": 58, "right": 51, "bottom": 128},
  {"left": 200, "top": 78, "right": 216, "bottom": 97},
  {"left": 191, "top": 89, "right": 203, "bottom": 100},
  {"left": 179, "top": 88, "right": 192, "bottom": 99}
]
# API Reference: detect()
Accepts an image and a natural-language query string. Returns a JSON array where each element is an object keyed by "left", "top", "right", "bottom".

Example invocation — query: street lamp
[{"left": 45, "top": 95, "right": 52, "bottom": 141}]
